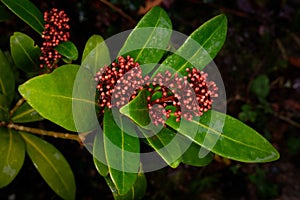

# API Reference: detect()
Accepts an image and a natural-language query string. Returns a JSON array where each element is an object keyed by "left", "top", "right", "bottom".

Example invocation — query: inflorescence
[
  {"left": 40, "top": 8, "right": 70, "bottom": 70},
  {"left": 94, "top": 55, "right": 218, "bottom": 125}
]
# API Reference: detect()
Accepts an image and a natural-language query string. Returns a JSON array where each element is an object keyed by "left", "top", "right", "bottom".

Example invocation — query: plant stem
[
  {"left": 10, "top": 98, "right": 25, "bottom": 116},
  {"left": 7, "top": 123, "right": 82, "bottom": 143}
]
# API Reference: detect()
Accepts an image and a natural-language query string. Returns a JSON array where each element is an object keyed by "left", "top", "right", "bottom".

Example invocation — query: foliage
[{"left": 0, "top": 1, "right": 280, "bottom": 199}]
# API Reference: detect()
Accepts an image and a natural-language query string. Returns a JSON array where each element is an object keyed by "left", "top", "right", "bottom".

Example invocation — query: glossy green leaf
[
  {"left": 120, "top": 90, "right": 150, "bottom": 127},
  {"left": 54, "top": 41, "right": 78, "bottom": 61},
  {"left": 19, "top": 64, "right": 98, "bottom": 132},
  {"left": 118, "top": 6, "right": 172, "bottom": 75},
  {"left": 0, "top": 4, "right": 12, "bottom": 21},
  {"left": 10, "top": 32, "right": 42, "bottom": 74},
  {"left": 20, "top": 132, "right": 76, "bottom": 200},
  {"left": 105, "top": 171, "right": 146, "bottom": 200},
  {"left": 103, "top": 108, "right": 140, "bottom": 195},
  {"left": 0, "top": 49, "right": 15, "bottom": 105},
  {"left": 156, "top": 14, "right": 227, "bottom": 77},
  {"left": 81, "top": 34, "right": 110, "bottom": 74},
  {"left": 181, "top": 139, "right": 214, "bottom": 167},
  {"left": 0, "top": 128, "right": 25, "bottom": 188},
  {"left": 167, "top": 110, "right": 280, "bottom": 163},
  {"left": 120, "top": 90, "right": 181, "bottom": 167},
  {"left": 11, "top": 101, "right": 43, "bottom": 123},
  {"left": 0, "top": 94, "right": 9, "bottom": 121},
  {"left": 1, "top": 0, "right": 44, "bottom": 35},
  {"left": 93, "top": 129, "right": 109, "bottom": 177}
]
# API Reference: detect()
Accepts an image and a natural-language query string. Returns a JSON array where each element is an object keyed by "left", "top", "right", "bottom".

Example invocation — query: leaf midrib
[
  {"left": 21, "top": 133, "right": 70, "bottom": 194},
  {"left": 14, "top": 36, "right": 37, "bottom": 66},
  {"left": 11, "top": 108, "right": 36, "bottom": 121}
]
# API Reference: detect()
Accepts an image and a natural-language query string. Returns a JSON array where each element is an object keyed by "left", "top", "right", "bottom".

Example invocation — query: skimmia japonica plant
[{"left": 0, "top": 0, "right": 279, "bottom": 199}]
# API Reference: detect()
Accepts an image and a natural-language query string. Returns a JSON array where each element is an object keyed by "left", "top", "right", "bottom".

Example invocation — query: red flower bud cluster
[
  {"left": 40, "top": 8, "right": 70, "bottom": 70},
  {"left": 95, "top": 56, "right": 218, "bottom": 125}
]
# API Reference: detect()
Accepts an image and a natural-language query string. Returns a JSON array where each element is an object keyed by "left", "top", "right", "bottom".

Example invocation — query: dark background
[{"left": 0, "top": 0, "right": 300, "bottom": 199}]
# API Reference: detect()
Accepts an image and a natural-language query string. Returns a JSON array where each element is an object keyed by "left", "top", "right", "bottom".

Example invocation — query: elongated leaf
[
  {"left": 93, "top": 128, "right": 108, "bottom": 177},
  {"left": 155, "top": 14, "right": 227, "bottom": 77},
  {"left": 181, "top": 140, "right": 214, "bottom": 167},
  {"left": 10, "top": 32, "right": 42, "bottom": 74},
  {"left": 1, "top": 0, "right": 44, "bottom": 35},
  {"left": 55, "top": 41, "right": 78, "bottom": 61},
  {"left": 167, "top": 110, "right": 280, "bottom": 163},
  {"left": 105, "top": 171, "right": 146, "bottom": 200},
  {"left": 20, "top": 132, "right": 76, "bottom": 200},
  {"left": 0, "top": 128, "right": 25, "bottom": 188},
  {"left": 81, "top": 34, "right": 110, "bottom": 74},
  {"left": 120, "top": 90, "right": 182, "bottom": 167},
  {"left": 0, "top": 49, "right": 15, "bottom": 105},
  {"left": 18, "top": 64, "right": 98, "bottom": 132},
  {"left": 11, "top": 101, "right": 43, "bottom": 123},
  {"left": 119, "top": 6, "right": 172, "bottom": 75},
  {"left": 0, "top": 94, "right": 9, "bottom": 121},
  {"left": 103, "top": 108, "right": 140, "bottom": 195}
]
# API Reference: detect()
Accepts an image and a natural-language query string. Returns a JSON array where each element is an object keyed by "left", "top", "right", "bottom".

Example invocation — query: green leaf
[
  {"left": 103, "top": 108, "right": 140, "bottom": 195},
  {"left": 19, "top": 64, "right": 98, "bottom": 132},
  {"left": 1, "top": 0, "right": 44, "bottom": 35},
  {"left": 0, "top": 128, "right": 25, "bottom": 188},
  {"left": 10, "top": 32, "right": 42, "bottom": 74},
  {"left": 0, "top": 49, "right": 15, "bottom": 105},
  {"left": 181, "top": 140, "right": 214, "bottom": 167},
  {"left": 120, "top": 90, "right": 150, "bottom": 127},
  {"left": 81, "top": 34, "right": 110, "bottom": 74},
  {"left": 120, "top": 90, "right": 181, "bottom": 167},
  {"left": 105, "top": 171, "right": 147, "bottom": 200},
  {"left": 0, "top": 94, "right": 9, "bottom": 121},
  {"left": 93, "top": 129, "right": 109, "bottom": 177},
  {"left": 11, "top": 101, "right": 43, "bottom": 123},
  {"left": 54, "top": 41, "right": 78, "bottom": 61},
  {"left": 250, "top": 75, "right": 270, "bottom": 99},
  {"left": 167, "top": 110, "right": 280, "bottom": 163},
  {"left": 19, "top": 132, "right": 76, "bottom": 200},
  {"left": 156, "top": 14, "right": 227, "bottom": 76},
  {"left": 118, "top": 6, "right": 172, "bottom": 75}
]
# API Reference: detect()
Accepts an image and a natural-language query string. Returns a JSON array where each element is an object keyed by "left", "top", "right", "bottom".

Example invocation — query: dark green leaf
[
  {"left": 19, "top": 64, "right": 98, "bottom": 132},
  {"left": 105, "top": 171, "right": 146, "bottom": 200},
  {"left": 250, "top": 75, "right": 270, "bottom": 99},
  {"left": 0, "top": 5, "right": 12, "bottom": 22},
  {"left": 20, "top": 132, "right": 76, "bottom": 200},
  {"left": 11, "top": 101, "right": 43, "bottom": 123},
  {"left": 119, "top": 6, "right": 172, "bottom": 75},
  {"left": 167, "top": 110, "right": 280, "bottom": 163},
  {"left": 10, "top": 32, "right": 42, "bottom": 74},
  {"left": 103, "top": 108, "right": 140, "bottom": 195},
  {"left": 1, "top": 0, "right": 44, "bottom": 35},
  {"left": 0, "top": 49, "right": 15, "bottom": 105},
  {"left": 155, "top": 14, "right": 227, "bottom": 77},
  {"left": 181, "top": 140, "right": 214, "bottom": 167},
  {"left": 54, "top": 41, "right": 78, "bottom": 61},
  {"left": 81, "top": 34, "right": 110, "bottom": 74},
  {"left": 93, "top": 129, "right": 109, "bottom": 177},
  {"left": 0, "top": 94, "right": 9, "bottom": 121},
  {"left": 0, "top": 128, "right": 25, "bottom": 188}
]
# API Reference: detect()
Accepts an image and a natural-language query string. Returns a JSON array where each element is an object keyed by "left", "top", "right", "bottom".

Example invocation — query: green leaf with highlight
[
  {"left": 55, "top": 41, "right": 78, "bottom": 61},
  {"left": 0, "top": 128, "right": 25, "bottom": 188},
  {"left": 1, "top": 0, "right": 44, "bottom": 35},
  {"left": 155, "top": 14, "right": 227, "bottom": 77},
  {"left": 20, "top": 132, "right": 76, "bottom": 200},
  {"left": 10, "top": 32, "right": 42, "bottom": 75},
  {"left": 103, "top": 108, "right": 140, "bottom": 195},
  {"left": 167, "top": 110, "right": 280, "bottom": 163}
]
